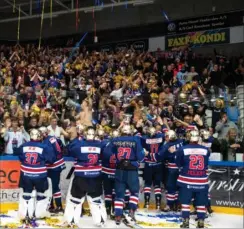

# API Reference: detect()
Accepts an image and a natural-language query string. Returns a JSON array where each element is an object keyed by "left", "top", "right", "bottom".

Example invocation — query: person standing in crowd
[
  {"left": 176, "top": 130, "right": 210, "bottom": 228},
  {"left": 39, "top": 126, "right": 66, "bottom": 214},
  {"left": 215, "top": 112, "right": 238, "bottom": 139},
  {"left": 101, "top": 130, "right": 119, "bottom": 219},
  {"left": 16, "top": 129, "right": 55, "bottom": 227},
  {"left": 64, "top": 127, "right": 107, "bottom": 228},
  {"left": 47, "top": 117, "right": 69, "bottom": 145},
  {"left": 111, "top": 124, "right": 147, "bottom": 227},
  {"left": 141, "top": 127, "right": 165, "bottom": 210},
  {"left": 219, "top": 128, "right": 244, "bottom": 161},
  {"left": 3, "top": 117, "right": 29, "bottom": 155}
]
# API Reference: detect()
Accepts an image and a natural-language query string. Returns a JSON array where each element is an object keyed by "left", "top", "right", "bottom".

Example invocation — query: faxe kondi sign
[{"left": 165, "top": 28, "right": 230, "bottom": 49}]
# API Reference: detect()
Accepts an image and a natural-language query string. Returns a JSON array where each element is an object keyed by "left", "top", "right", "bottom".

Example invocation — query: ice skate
[
  {"left": 123, "top": 210, "right": 136, "bottom": 228},
  {"left": 115, "top": 216, "right": 122, "bottom": 227},
  {"left": 180, "top": 218, "right": 189, "bottom": 228},
  {"left": 50, "top": 207, "right": 64, "bottom": 216},
  {"left": 197, "top": 219, "right": 205, "bottom": 228},
  {"left": 20, "top": 217, "right": 32, "bottom": 228},
  {"left": 162, "top": 205, "right": 173, "bottom": 212}
]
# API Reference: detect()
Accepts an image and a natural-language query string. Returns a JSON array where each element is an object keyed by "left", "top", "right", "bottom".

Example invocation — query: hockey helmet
[
  {"left": 86, "top": 127, "right": 96, "bottom": 140},
  {"left": 112, "top": 130, "right": 120, "bottom": 138},
  {"left": 121, "top": 124, "right": 132, "bottom": 135},
  {"left": 148, "top": 127, "right": 156, "bottom": 136},
  {"left": 178, "top": 92, "right": 188, "bottom": 103},
  {"left": 39, "top": 126, "right": 48, "bottom": 136},
  {"left": 190, "top": 130, "right": 200, "bottom": 142},
  {"left": 165, "top": 130, "right": 177, "bottom": 141},
  {"left": 200, "top": 129, "right": 210, "bottom": 140},
  {"left": 30, "top": 129, "right": 41, "bottom": 141}
]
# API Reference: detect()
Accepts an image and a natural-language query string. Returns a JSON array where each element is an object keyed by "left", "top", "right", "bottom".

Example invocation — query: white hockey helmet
[
  {"left": 200, "top": 129, "right": 210, "bottom": 140},
  {"left": 121, "top": 124, "right": 132, "bottom": 135},
  {"left": 148, "top": 127, "right": 156, "bottom": 136},
  {"left": 86, "top": 127, "right": 96, "bottom": 140},
  {"left": 166, "top": 130, "right": 177, "bottom": 141},
  {"left": 112, "top": 130, "right": 120, "bottom": 138},
  {"left": 30, "top": 129, "right": 41, "bottom": 141},
  {"left": 39, "top": 126, "right": 48, "bottom": 136},
  {"left": 190, "top": 130, "right": 200, "bottom": 142}
]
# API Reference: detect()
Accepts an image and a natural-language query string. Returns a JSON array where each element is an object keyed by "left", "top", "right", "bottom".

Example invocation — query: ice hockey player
[
  {"left": 176, "top": 130, "right": 210, "bottom": 228},
  {"left": 39, "top": 126, "right": 65, "bottom": 214},
  {"left": 111, "top": 124, "right": 147, "bottom": 227},
  {"left": 101, "top": 130, "right": 120, "bottom": 219},
  {"left": 141, "top": 127, "right": 165, "bottom": 210},
  {"left": 64, "top": 126, "right": 107, "bottom": 227},
  {"left": 160, "top": 130, "right": 184, "bottom": 212},
  {"left": 199, "top": 129, "right": 215, "bottom": 214},
  {"left": 16, "top": 129, "right": 55, "bottom": 226}
]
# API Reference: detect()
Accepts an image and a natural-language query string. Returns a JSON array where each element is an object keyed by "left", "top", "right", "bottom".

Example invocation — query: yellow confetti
[
  {"left": 3, "top": 223, "right": 21, "bottom": 228},
  {"left": 137, "top": 221, "right": 179, "bottom": 228}
]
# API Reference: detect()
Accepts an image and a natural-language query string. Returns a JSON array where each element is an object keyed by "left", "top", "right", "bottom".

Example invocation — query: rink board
[{"left": 0, "top": 156, "right": 243, "bottom": 215}]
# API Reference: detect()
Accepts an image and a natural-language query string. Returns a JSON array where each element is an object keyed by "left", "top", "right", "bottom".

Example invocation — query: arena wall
[{"left": 0, "top": 156, "right": 243, "bottom": 215}]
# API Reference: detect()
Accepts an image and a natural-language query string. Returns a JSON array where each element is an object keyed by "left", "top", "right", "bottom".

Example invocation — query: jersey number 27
[{"left": 118, "top": 147, "right": 131, "bottom": 160}]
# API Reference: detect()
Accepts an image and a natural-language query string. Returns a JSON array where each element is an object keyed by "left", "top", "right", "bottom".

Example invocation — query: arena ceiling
[{"left": 0, "top": 0, "right": 154, "bottom": 22}]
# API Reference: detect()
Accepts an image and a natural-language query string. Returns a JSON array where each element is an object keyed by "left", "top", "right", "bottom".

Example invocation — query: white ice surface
[{"left": 0, "top": 210, "right": 243, "bottom": 228}]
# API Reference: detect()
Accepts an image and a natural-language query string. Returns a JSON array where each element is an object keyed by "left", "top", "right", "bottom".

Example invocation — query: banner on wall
[
  {"left": 208, "top": 165, "right": 244, "bottom": 208},
  {"left": 0, "top": 161, "right": 20, "bottom": 189},
  {"left": 165, "top": 28, "right": 230, "bottom": 49},
  {"left": 166, "top": 10, "right": 244, "bottom": 34}
]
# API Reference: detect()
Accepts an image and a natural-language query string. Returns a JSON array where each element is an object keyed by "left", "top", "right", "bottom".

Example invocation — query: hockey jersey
[
  {"left": 17, "top": 141, "right": 56, "bottom": 179},
  {"left": 111, "top": 136, "right": 145, "bottom": 168},
  {"left": 68, "top": 139, "right": 104, "bottom": 178},
  {"left": 43, "top": 136, "right": 65, "bottom": 171},
  {"left": 141, "top": 133, "right": 165, "bottom": 165},
  {"left": 102, "top": 140, "right": 116, "bottom": 178},
  {"left": 176, "top": 144, "right": 210, "bottom": 191},
  {"left": 159, "top": 139, "right": 184, "bottom": 170}
]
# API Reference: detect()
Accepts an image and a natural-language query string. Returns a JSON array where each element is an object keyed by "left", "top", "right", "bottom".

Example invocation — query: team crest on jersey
[{"left": 146, "top": 138, "right": 162, "bottom": 144}]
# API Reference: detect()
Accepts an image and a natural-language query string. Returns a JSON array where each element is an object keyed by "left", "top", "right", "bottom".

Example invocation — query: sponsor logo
[
  {"left": 132, "top": 41, "right": 145, "bottom": 50},
  {"left": 166, "top": 29, "right": 229, "bottom": 48},
  {"left": 167, "top": 22, "right": 176, "bottom": 32},
  {"left": 0, "top": 161, "right": 20, "bottom": 189},
  {"left": 115, "top": 43, "right": 128, "bottom": 51}
]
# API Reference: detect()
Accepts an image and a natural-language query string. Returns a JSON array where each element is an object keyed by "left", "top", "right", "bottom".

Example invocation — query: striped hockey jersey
[
  {"left": 43, "top": 136, "right": 65, "bottom": 171},
  {"left": 141, "top": 132, "right": 165, "bottom": 165},
  {"left": 176, "top": 144, "right": 210, "bottom": 191},
  {"left": 68, "top": 139, "right": 104, "bottom": 178},
  {"left": 111, "top": 136, "right": 145, "bottom": 168},
  {"left": 159, "top": 139, "right": 184, "bottom": 170},
  {"left": 102, "top": 140, "right": 116, "bottom": 179},
  {"left": 17, "top": 141, "right": 56, "bottom": 179}
]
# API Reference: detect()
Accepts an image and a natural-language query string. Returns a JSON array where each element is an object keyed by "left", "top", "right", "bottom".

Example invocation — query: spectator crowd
[{"left": 0, "top": 44, "right": 243, "bottom": 161}]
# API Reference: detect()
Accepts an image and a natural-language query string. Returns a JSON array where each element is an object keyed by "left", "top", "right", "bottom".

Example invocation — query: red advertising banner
[{"left": 0, "top": 161, "right": 20, "bottom": 189}]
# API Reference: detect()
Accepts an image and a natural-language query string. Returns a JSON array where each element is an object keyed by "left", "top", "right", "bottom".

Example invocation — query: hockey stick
[{"left": 66, "top": 166, "right": 75, "bottom": 179}]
